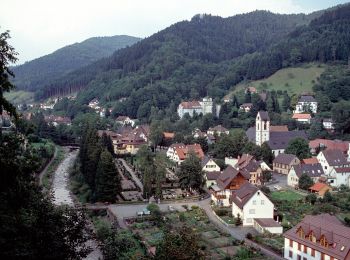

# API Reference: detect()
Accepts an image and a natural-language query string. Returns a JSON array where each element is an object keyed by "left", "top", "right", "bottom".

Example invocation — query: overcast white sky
[{"left": 0, "top": 0, "right": 348, "bottom": 64}]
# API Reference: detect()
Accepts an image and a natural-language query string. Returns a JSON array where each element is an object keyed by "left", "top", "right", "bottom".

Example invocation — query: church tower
[{"left": 256, "top": 111, "right": 270, "bottom": 146}]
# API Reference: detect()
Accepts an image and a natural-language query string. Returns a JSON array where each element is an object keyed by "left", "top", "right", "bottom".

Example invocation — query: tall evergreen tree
[
  {"left": 101, "top": 132, "right": 114, "bottom": 156},
  {"left": 95, "top": 149, "right": 120, "bottom": 202},
  {"left": 178, "top": 152, "right": 204, "bottom": 191}
]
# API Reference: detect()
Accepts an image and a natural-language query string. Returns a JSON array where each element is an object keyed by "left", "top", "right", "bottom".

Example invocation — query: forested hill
[
  {"left": 11, "top": 35, "right": 141, "bottom": 92},
  {"left": 38, "top": 4, "right": 350, "bottom": 121},
  {"left": 36, "top": 11, "right": 315, "bottom": 100}
]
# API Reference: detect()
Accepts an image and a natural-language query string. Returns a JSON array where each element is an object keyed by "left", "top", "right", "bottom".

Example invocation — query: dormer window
[
  {"left": 308, "top": 232, "right": 316, "bottom": 243},
  {"left": 297, "top": 227, "right": 304, "bottom": 238},
  {"left": 320, "top": 235, "right": 328, "bottom": 248}
]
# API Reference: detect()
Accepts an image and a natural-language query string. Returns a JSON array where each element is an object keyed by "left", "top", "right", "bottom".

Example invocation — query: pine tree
[
  {"left": 101, "top": 132, "right": 114, "bottom": 156},
  {"left": 95, "top": 149, "right": 120, "bottom": 202}
]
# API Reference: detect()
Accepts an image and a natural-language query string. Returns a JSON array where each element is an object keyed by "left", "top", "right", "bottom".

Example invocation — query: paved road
[{"left": 118, "top": 159, "right": 144, "bottom": 192}]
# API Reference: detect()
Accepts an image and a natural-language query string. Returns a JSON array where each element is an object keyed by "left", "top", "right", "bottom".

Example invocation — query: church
[{"left": 246, "top": 111, "right": 307, "bottom": 156}]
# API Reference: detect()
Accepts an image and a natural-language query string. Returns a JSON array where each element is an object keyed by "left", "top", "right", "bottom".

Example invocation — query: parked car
[{"left": 168, "top": 205, "right": 175, "bottom": 212}]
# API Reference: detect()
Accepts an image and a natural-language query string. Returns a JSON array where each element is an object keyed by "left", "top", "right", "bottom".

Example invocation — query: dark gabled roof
[
  {"left": 273, "top": 153, "right": 299, "bottom": 165},
  {"left": 216, "top": 166, "right": 249, "bottom": 190},
  {"left": 208, "top": 125, "right": 228, "bottom": 133},
  {"left": 268, "top": 131, "right": 307, "bottom": 150},
  {"left": 246, "top": 127, "right": 307, "bottom": 150},
  {"left": 292, "top": 163, "right": 324, "bottom": 178},
  {"left": 322, "top": 149, "right": 349, "bottom": 166},
  {"left": 243, "top": 160, "right": 260, "bottom": 172},
  {"left": 201, "top": 156, "right": 210, "bottom": 167},
  {"left": 254, "top": 218, "right": 281, "bottom": 228},
  {"left": 257, "top": 111, "right": 270, "bottom": 121},
  {"left": 230, "top": 182, "right": 258, "bottom": 209},
  {"left": 299, "top": 95, "right": 316, "bottom": 103},
  {"left": 205, "top": 171, "right": 221, "bottom": 181},
  {"left": 284, "top": 214, "right": 350, "bottom": 260}
]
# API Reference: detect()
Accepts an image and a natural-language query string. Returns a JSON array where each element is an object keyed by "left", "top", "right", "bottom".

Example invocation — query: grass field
[
  {"left": 225, "top": 63, "right": 326, "bottom": 99},
  {"left": 4, "top": 90, "right": 34, "bottom": 105},
  {"left": 270, "top": 190, "right": 304, "bottom": 201}
]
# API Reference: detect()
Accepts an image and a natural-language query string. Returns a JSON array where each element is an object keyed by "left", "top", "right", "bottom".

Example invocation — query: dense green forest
[
  {"left": 35, "top": 11, "right": 317, "bottom": 101},
  {"left": 35, "top": 5, "right": 350, "bottom": 123},
  {"left": 11, "top": 35, "right": 141, "bottom": 92}
]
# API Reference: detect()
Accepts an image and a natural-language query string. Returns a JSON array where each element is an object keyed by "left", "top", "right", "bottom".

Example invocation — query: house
[
  {"left": 88, "top": 98, "right": 100, "bottom": 110},
  {"left": 192, "top": 128, "right": 207, "bottom": 139},
  {"left": 201, "top": 156, "right": 220, "bottom": 172},
  {"left": 292, "top": 113, "right": 312, "bottom": 124},
  {"left": 323, "top": 118, "right": 335, "bottom": 131},
  {"left": 226, "top": 154, "right": 265, "bottom": 186},
  {"left": 44, "top": 115, "right": 72, "bottom": 126},
  {"left": 211, "top": 166, "right": 249, "bottom": 207},
  {"left": 310, "top": 139, "right": 350, "bottom": 159},
  {"left": 245, "top": 86, "right": 257, "bottom": 94},
  {"left": 231, "top": 183, "right": 281, "bottom": 233},
  {"left": 288, "top": 163, "right": 324, "bottom": 188},
  {"left": 328, "top": 167, "right": 350, "bottom": 188},
  {"left": 207, "top": 125, "right": 229, "bottom": 136},
  {"left": 309, "top": 182, "right": 332, "bottom": 197},
  {"left": 246, "top": 111, "right": 307, "bottom": 156},
  {"left": 205, "top": 171, "right": 221, "bottom": 188},
  {"left": 177, "top": 97, "right": 213, "bottom": 118},
  {"left": 317, "top": 149, "right": 350, "bottom": 175},
  {"left": 166, "top": 143, "right": 204, "bottom": 165},
  {"left": 273, "top": 154, "right": 300, "bottom": 175},
  {"left": 116, "top": 116, "right": 136, "bottom": 127},
  {"left": 239, "top": 103, "right": 253, "bottom": 112},
  {"left": 283, "top": 214, "right": 350, "bottom": 260},
  {"left": 294, "top": 95, "right": 318, "bottom": 114},
  {"left": 254, "top": 218, "right": 283, "bottom": 235}
]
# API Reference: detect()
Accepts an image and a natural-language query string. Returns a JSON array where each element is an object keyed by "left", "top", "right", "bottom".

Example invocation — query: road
[{"left": 118, "top": 158, "right": 144, "bottom": 192}]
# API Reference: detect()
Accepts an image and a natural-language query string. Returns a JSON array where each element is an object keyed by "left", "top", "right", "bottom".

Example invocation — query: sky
[{"left": 0, "top": 0, "right": 348, "bottom": 64}]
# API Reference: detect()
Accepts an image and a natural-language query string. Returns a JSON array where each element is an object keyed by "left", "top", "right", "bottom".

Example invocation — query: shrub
[{"left": 246, "top": 233, "right": 253, "bottom": 239}]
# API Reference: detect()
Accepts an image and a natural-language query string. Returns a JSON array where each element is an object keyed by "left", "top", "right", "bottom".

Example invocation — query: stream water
[{"left": 51, "top": 149, "right": 103, "bottom": 260}]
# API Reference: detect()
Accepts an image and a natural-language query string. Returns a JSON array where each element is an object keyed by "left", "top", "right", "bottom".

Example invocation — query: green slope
[
  {"left": 225, "top": 64, "right": 326, "bottom": 98},
  {"left": 11, "top": 35, "right": 141, "bottom": 92},
  {"left": 4, "top": 91, "right": 34, "bottom": 105}
]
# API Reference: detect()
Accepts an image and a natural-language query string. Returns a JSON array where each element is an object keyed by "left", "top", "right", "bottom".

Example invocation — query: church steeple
[{"left": 256, "top": 111, "right": 270, "bottom": 146}]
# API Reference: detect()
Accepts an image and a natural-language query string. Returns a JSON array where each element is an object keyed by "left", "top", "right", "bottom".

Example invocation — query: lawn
[
  {"left": 270, "top": 190, "right": 304, "bottom": 201},
  {"left": 225, "top": 63, "right": 325, "bottom": 99}
]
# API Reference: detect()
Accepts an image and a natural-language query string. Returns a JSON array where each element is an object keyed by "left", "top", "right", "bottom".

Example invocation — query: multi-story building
[
  {"left": 317, "top": 149, "right": 350, "bottom": 175},
  {"left": 294, "top": 95, "right": 318, "bottom": 114},
  {"left": 273, "top": 153, "right": 300, "bottom": 175},
  {"left": 177, "top": 97, "right": 213, "bottom": 118},
  {"left": 288, "top": 163, "right": 324, "bottom": 188},
  {"left": 284, "top": 214, "right": 350, "bottom": 260}
]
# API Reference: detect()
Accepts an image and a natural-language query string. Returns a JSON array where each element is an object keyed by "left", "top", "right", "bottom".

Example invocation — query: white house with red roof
[
  {"left": 177, "top": 97, "right": 213, "bottom": 118},
  {"left": 329, "top": 167, "right": 350, "bottom": 187},
  {"left": 292, "top": 113, "right": 312, "bottom": 124},
  {"left": 166, "top": 143, "right": 204, "bottom": 165}
]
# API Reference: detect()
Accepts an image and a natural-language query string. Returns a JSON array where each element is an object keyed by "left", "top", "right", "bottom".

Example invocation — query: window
[
  {"left": 297, "top": 255, "right": 301, "bottom": 260},
  {"left": 298, "top": 243, "right": 301, "bottom": 251},
  {"left": 289, "top": 251, "right": 293, "bottom": 258},
  {"left": 249, "top": 209, "right": 255, "bottom": 214},
  {"left": 303, "top": 258, "right": 307, "bottom": 260},
  {"left": 303, "top": 245, "right": 307, "bottom": 253},
  {"left": 261, "top": 200, "right": 265, "bottom": 205},
  {"left": 311, "top": 248, "right": 315, "bottom": 256},
  {"left": 289, "top": 239, "right": 293, "bottom": 247},
  {"left": 253, "top": 200, "right": 256, "bottom": 205},
  {"left": 321, "top": 253, "right": 325, "bottom": 260}
]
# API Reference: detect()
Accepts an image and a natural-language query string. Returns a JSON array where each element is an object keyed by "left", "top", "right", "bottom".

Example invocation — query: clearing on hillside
[
  {"left": 225, "top": 63, "right": 326, "bottom": 99},
  {"left": 4, "top": 90, "right": 34, "bottom": 105}
]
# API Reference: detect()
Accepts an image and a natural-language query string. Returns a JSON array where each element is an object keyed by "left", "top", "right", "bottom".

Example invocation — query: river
[{"left": 51, "top": 148, "right": 103, "bottom": 260}]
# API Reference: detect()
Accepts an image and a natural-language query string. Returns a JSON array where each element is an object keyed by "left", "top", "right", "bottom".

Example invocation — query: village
[{"left": 4, "top": 87, "right": 349, "bottom": 260}]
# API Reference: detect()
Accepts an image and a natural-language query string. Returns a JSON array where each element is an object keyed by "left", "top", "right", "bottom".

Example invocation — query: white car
[{"left": 168, "top": 205, "right": 175, "bottom": 212}]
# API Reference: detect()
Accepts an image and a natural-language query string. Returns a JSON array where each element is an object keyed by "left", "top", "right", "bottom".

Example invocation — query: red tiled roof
[
  {"left": 309, "top": 139, "right": 349, "bottom": 153},
  {"left": 179, "top": 101, "right": 201, "bottom": 109},
  {"left": 302, "top": 158, "right": 319, "bottom": 164},
  {"left": 163, "top": 132, "right": 175, "bottom": 139},
  {"left": 292, "top": 113, "right": 311, "bottom": 119},
  {"left": 270, "top": 125, "right": 288, "bottom": 132},
  {"left": 175, "top": 143, "right": 204, "bottom": 160},
  {"left": 309, "top": 182, "right": 330, "bottom": 192}
]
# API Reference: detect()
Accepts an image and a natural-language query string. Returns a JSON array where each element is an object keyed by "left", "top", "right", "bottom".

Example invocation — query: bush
[
  {"left": 179, "top": 212, "right": 185, "bottom": 222},
  {"left": 246, "top": 233, "right": 253, "bottom": 239},
  {"left": 215, "top": 208, "right": 228, "bottom": 217}
]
